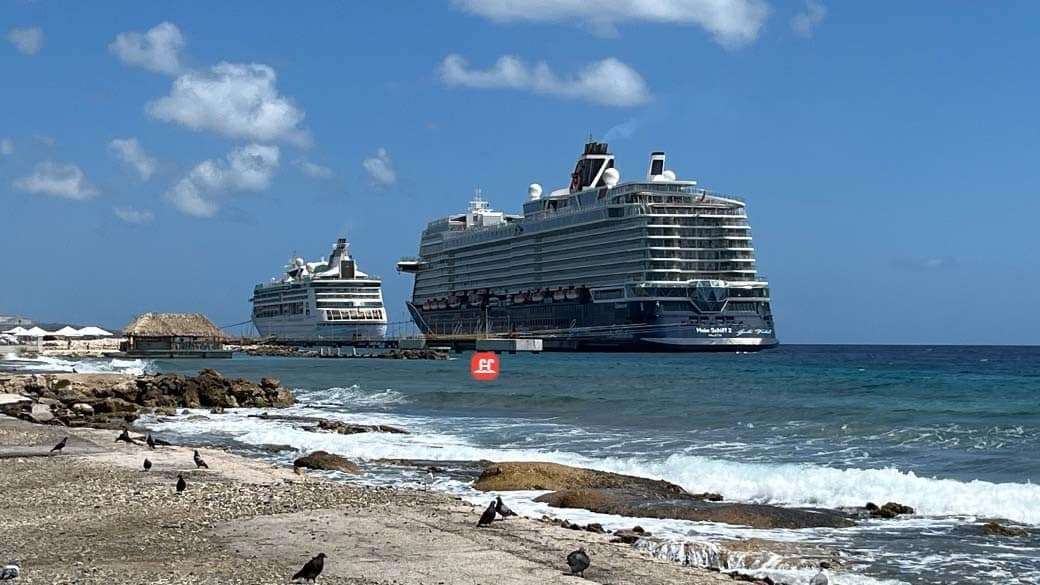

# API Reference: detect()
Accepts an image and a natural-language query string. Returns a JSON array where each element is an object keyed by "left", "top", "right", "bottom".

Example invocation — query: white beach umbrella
[
  {"left": 54, "top": 326, "right": 83, "bottom": 337},
  {"left": 3, "top": 326, "right": 29, "bottom": 335},
  {"left": 23, "top": 326, "right": 51, "bottom": 337},
  {"left": 77, "top": 326, "right": 113, "bottom": 337}
]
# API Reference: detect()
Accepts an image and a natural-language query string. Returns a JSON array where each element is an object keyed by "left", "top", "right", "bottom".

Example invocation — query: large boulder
[
  {"left": 977, "top": 522, "right": 1028, "bottom": 538},
  {"left": 535, "top": 488, "right": 855, "bottom": 529},
  {"left": 474, "top": 461, "right": 688, "bottom": 494},
  {"left": 293, "top": 451, "right": 360, "bottom": 474},
  {"left": 865, "top": 501, "right": 915, "bottom": 518}
]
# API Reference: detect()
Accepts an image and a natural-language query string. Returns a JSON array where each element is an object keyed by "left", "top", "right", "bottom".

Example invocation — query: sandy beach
[{"left": 0, "top": 415, "right": 742, "bottom": 585}]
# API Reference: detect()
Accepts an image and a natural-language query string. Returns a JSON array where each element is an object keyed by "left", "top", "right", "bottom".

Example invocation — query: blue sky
[{"left": 1, "top": 1, "right": 1037, "bottom": 344}]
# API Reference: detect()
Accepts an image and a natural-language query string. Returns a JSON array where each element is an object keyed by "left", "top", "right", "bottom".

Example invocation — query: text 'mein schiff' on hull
[
  {"left": 251, "top": 238, "right": 388, "bottom": 341},
  {"left": 397, "top": 140, "right": 777, "bottom": 351}
]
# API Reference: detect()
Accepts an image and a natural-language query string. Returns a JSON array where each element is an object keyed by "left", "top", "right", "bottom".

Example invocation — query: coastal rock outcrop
[
  {"left": 0, "top": 370, "right": 295, "bottom": 427},
  {"left": 535, "top": 488, "right": 854, "bottom": 529},
  {"left": 864, "top": 501, "right": 915, "bottom": 518},
  {"left": 247, "top": 413, "right": 408, "bottom": 435},
  {"left": 293, "top": 451, "right": 360, "bottom": 474},
  {"left": 474, "top": 461, "right": 689, "bottom": 494},
  {"left": 477, "top": 461, "right": 851, "bottom": 529},
  {"left": 977, "top": 521, "right": 1029, "bottom": 538}
]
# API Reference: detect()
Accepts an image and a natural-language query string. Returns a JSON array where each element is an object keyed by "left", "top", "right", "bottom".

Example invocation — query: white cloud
[
  {"left": 109, "top": 22, "right": 185, "bottom": 75},
  {"left": 452, "top": 0, "right": 769, "bottom": 47},
  {"left": 109, "top": 138, "right": 158, "bottom": 180},
  {"left": 7, "top": 27, "right": 43, "bottom": 55},
  {"left": 166, "top": 144, "right": 280, "bottom": 217},
  {"left": 147, "top": 62, "right": 309, "bottom": 145},
  {"left": 0, "top": 138, "right": 12, "bottom": 156},
  {"left": 113, "top": 207, "right": 155, "bottom": 224},
  {"left": 361, "top": 148, "right": 396, "bottom": 188},
  {"left": 791, "top": 0, "right": 826, "bottom": 38},
  {"left": 439, "top": 54, "right": 652, "bottom": 107},
  {"left": 13, "top": 161, "right": 98, "bottom": 200},
  {"left": 294, "top": 158, "right": 334, "bottom": 179}
]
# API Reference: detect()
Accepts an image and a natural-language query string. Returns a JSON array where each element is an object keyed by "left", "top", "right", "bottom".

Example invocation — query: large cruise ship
[
  {"left": 397, "top": 140, "right": 777, "bottom": 351},
  {"left": 251, "top": 238, "right": 388, "bottom": 341}
]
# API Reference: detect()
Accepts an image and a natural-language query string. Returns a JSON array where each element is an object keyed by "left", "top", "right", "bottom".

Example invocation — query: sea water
[{"left": 11, "top": 345, "right": 1039, "bottom": 584}]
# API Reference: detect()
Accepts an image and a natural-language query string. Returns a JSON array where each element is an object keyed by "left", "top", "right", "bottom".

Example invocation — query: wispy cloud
[
  {"left": 294, "top": 158, "right": 334, "bottom": 179},
  {"left": 147, "top": 62, "right": 309, "bottom": 145},
  {"left": 13, "top": 161, "right": 98, "bottom": 200},
  {"left": 109, "top": 22, "right": 185, "bottom": 75},
  {"left": 166, "top": 144, "right": 280, "bottom": 217},
  {"left": 892, "top": 256, "right": 958, "bottom": 272},
  {"left": 439, "top": 54, "right": 652, "bottom": 107},
  {"left": 452, "top": 0, "right": 770, "bottom": 48},
  {"left": 109, "top": 138, "right": 158, "bottom": 180},
  {"left": 0, "top": 138, "right": 12, "bottom": 156},
  {"left": 791, "top": 0, "right": 826, "bottom": 38},
  {"left": 361, "top": 148, "right": 396, "bottom": 188},
  {"left": 7, "top": 27, "right": 43, "bottom": 55},
  {"left": 113, "top": 207, "right": 155, "bottom": 224}
]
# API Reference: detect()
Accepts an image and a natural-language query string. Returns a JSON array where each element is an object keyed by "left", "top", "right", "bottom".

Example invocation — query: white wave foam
[
  {"left": 296, "top": 385, "right": 408, "bottom": 407},
  {"left": 0, "top": 355, "right": 154, "bottom": 375},
  {"left": 139, "top": 409, "right": 1040, "bottom": 526}
]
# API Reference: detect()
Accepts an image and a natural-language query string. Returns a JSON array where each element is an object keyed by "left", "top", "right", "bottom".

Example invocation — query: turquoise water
[{"left": 11, "top": 345, "right": 1039, "bottom": 584}]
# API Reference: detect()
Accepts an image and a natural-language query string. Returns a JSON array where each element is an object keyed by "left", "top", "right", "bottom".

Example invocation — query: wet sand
[{"left": 0, "top": 415, "right": 740, "bottom": 585}]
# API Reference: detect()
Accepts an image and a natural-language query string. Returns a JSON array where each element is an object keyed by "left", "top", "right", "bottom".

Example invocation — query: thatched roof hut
[{"left": 123, "top": 313, "right": 226, "bottom": 340}]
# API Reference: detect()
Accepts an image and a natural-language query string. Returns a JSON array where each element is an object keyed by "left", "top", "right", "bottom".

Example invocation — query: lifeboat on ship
[
  {"left": 565, "top": 287, "right": 580, "bottom": 301},
  {"left": 469, "top": 295, "right": 484, "bottom": 307},
  {"left": 422, "top": 300, "right": 432, "bottom": 310},
  {"left": 531, "top": 290, "right": 545, "bottom": 303},
  {"left": 448, "top": 297, "right": 461, "bottom": 309},
  {"left": 512, "top": 293, "right": 525, "bottom": 304},
  {"left": 552, "top": 289, "right": 565, "bottom": 302}
]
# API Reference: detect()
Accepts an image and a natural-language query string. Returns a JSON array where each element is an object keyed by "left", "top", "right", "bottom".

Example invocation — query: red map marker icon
[{"left": 471, "top": 352, "right": 499, "bottom": 381}]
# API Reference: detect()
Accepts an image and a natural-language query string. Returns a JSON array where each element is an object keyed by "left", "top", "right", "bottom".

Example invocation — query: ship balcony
[{"left": 396, "top": 257, "right": 428, "bottom": 273}]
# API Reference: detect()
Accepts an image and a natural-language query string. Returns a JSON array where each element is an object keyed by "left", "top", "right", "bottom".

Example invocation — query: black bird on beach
[
  {"left": 193, "top": 450, "right": 209, "bottom": 469},
  {"left": 115, "top": 429, "right": 139, "bottom": 445},
  {"left": 50, "top": 436, "right": 68, "bottom": 454},
  {"left": 477, "top": 500, "right": 496, "bottom": 527},
  {"left": 143, "top": 458, "right": 152, "bottom": 471},
  {"left": 291, "top": 552, "right": 326, "bottom": 582},
  {"left": 567, "top": 547, "right": 590, "bottom": 577},
  {"left": 176, "top": 474, "right": 186, "bottom": 494},
  {"left": 495, "top": 496, "right": 517, "bottom": 518},
  {"left": 147, "top": 434, "right": 156, "bottom": 449}
]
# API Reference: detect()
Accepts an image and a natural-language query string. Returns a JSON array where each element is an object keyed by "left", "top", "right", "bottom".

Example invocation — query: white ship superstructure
[
  {"left": 398, "top": 141, "right": 777, "bottom": 351},
  {"left": 251, "top": 238, "right": 387, "bottom": 341}
]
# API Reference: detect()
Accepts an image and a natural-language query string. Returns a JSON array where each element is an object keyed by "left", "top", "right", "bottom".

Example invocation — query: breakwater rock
[
  {"left": 230, "top": 344, "right": 449, "bottom": 360},
  {"left": 0, "top": 370, "right": 295, "bottom": 427},
  {"left": 248, "top": 412, "right": 408, "bottom": 435},
  {"left": 476, "top": 461, "right": 852, "bottom": 529}
]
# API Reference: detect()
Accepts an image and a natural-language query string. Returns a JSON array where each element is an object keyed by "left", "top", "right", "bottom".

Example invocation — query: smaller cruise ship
[{"left": 250, "top": 238, "right": 388, "bottom": 341}]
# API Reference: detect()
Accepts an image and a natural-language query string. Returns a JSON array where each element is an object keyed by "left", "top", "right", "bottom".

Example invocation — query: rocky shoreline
[
  {"left": 0, "top": 415, "right": 745, "bottom": 585},
  {"left": 229, "top": 343, "right": 450, "bottom": 360},
  {"left": 0, "top": 370, "right": 294, "bottom": 428}
]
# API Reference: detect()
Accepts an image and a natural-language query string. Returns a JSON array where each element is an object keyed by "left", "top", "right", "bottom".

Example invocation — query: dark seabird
[
  {"left": 147, "top": 434, "right": 156, "bottom": 449},
  {"left": 193, "top": 449, "right": 209, "bottom": 469},
  {"left": 477, "top": 500, "right": 496, "bottom": 527},
  {"left": 143, "top": 458, "right": 152, "bottom": 471},
  {"left": 567, "top": 547, "right": 590, "bottom": 577},
  {"left": 0, "top": 562, "right": 19, "bottom": 580},
  {"left": 50, "top": 436, "right": 68, "bottom": 454},
  {"left": 115, "top": 429, "right": 138, "bottom": 444},
  {"left": 495, "top": 496, "right": 517, "bottom": 518},
  {"left": 176, "top": 474, "right": 186, "bottom": 494},
  {"left": 810, "top": 561, "right": 831, "bottom": 585},
  {"left": 291, "top": 552, "right": 326, "bottom": 582}
]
